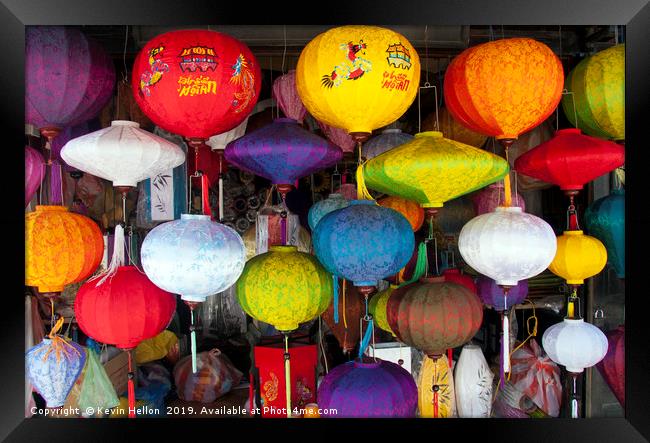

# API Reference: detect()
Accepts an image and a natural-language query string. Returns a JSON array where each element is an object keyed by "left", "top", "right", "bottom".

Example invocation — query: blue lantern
[
  {"left": 307, "top": 193, "right": 349, "bottom": 231},
  {"left": 363, "top": 128, "right": 414, "bottom": 160},
  {"left": 313, "top": 200, "right": 414, "bottom": 289},
  {"left": 585, "top": 188, "right": 625, "bottom": 278},
  {"left": 26, "top": 334, "right": 86, "bottom": 408}
]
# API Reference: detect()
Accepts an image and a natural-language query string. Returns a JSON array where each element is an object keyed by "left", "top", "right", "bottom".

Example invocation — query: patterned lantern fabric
[
  {"left": 363, "top": 132, "right": 509, "bottom": 208},
  {"left": 317, "top": 358, "right": 418, "bottom": 418},
  {"left": 510, "top": 338, "right": 562, "bottom": 417},
  {"left": 25, "top": 206, "right": 103, "bottom": 293},
  {"left": 387, "top": 276, "right": 483, "bottom": 358},
  {"left": 26, "top": 26, "right": 115, "bottom": 131},
  {"left": 308, "top": 193, "right": 350, "bottom": 231},
  {"left": 317, "top": 121, "right": 356, "bottom": 153},
  {"left": 225, "top": 118, "right": 342, "bottom": 186},
  {"left": 272, "top": 70, "right": 307, "bottom": 123},
  {"left": 454, "top": 344, "right": 494, "bottom": 418},
  {"left": 363, "top": 128, "right": 414, "bottom": 160},
  {"left": 378, "top": 196, "right": 424, "bottom": 231},
  {"left": 476, "top": 275, "right": 528, "bottom": 311},
  {"left": 75, "top": 266, "right": 177, "bottom": 349},
  {"left": 459, "top": 206, "right": 557, "bottom": 287},
  {"left": 563, "top": 44, "right": 624, "bottom": 141},
  {"left": 368, "top": 285, "right": 396, "bottom": 336},
  {"left": 206, "top": 117, "right": 249, "bottom": 151},
  {"left": 61, "top": 121, "right": 186, "bottom": 188},
  {"left": 322, "top": 282, "right": 366, "bottom": 352},
  {"left": 141, "top": 214, "right": 246, "bottom": 303},
  {"left": 444, "top": 38, "right": 563, "bottom": 140},
  {"left": 418, "top": 355, "right": 456, "bottom": 418},
  {"left": 596, "top": 325, "right": 625, "bottom": 407},
  {"left": 585, "top": 189, "right": 625, "bottom": 278},
  {"left": 548, "top": 230, "right": 607, "bottom": 285},
  {"left": 508, "top": 120, "right": 555, "bottom": 191},
  {"left": 26, "top": 337, "right": 86, "bottom": 408},
  {"left": 236, "top": 245, "right": 332, "bottom": 332},
  {"left": 542, "top": 318, "right": 608, "bottom": 373},
  {"left": 25, "top": 146, "right": 46, "bottom": 207},
  {"left": 442, "top": 268, "right": 477, "bottom": 294},
  {"left": 297, "top": 25, "right": 420, "bottom": 138},
  {"left": 173, "top": 349, "right": 243, "bottom": 402},
  {"left": 132, "top": 29, "right": 261, "bottom": 140},
  {"left": 313, "top": 200, "right": 414, "bottom": 287},
  {"left": 472, "top": 182, "right": 526, "bottom": 215},
  {"left": 50, "top": 120, "right": 101, "bottom": 171},
  {"left": 514, "top": 129, "right": 625, "bottom": 191},
  {"left": 423, "top": 107, "right": 487, "bottom": 148}
]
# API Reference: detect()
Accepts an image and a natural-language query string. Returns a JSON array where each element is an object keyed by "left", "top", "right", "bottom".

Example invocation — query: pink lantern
[
  {"left": 317, "top": 121, "right": 355, "bottom": 153},
  {"left": 596, "top": 325, "right": 624, "bottom": 407},
  {"left": 334, "top": 183, "right": 358, "bottom": 200},
  {"left": 473, "top": 182, "right": 526, "bottom": 215},
  {"left": 25, "top": 146, "right": 46, "bottom": 207},
  {"left": 272, "top": 70, "right": 307, "bottom": 124}
]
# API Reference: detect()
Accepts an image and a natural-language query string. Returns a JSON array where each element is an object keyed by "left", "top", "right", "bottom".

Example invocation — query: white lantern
[
  {"left": 61, "top": 120, "right": 185, "bottom": 188},
  {"left": 542, "top": 318, "right": 608, "bottom": 373},
  {"left": 458, "top": 206, "right": 557, "bottom": 286},
  {"left": 206, "top": 118, "right": 249, "bottom": 151},
  {"left": 454, "top": 344, "right": 494, "bottom": 418}
]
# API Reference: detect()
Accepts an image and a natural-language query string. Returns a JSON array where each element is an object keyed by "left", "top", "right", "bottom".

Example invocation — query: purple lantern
[
  {"left": 476, "top": 275, "right": 528, "bottom": 311},
  {"left": 272, "top": 70, "right": 307, "bottom": 124},
  {"left": 25, "top": 146, "right": 46, "bottom": 207},
  {"left": 317, "top": 120, "right": 355, "bottom": 153},
  {"left": 596, "top": 325, "right": 624, "bottom": 407},
  {"left": 26, "top": 26, "right": 115, "bottom": 140},
  {"left": 317, "top": 358, "right": 417, "bottom": 418},
  {"left": 225, "top": 118, "right": 342, "bottom": 197},
  {"left": 473, "top": 182, "right": 526, "bottom": 215},
  {"left": 50, "top": 119, "right": 102, "bottom": 171}
]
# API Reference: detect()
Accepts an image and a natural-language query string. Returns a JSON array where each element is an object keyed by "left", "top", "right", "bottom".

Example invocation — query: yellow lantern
[
  {"left": 296, "top": 25, "right": 420, "bottom": 142},
  {"left": 417, "top": 355, "right": 456, "bottom": 418},
  {"left": 549, "top": 230, "right": 607, "bottom": 285},
  {"left": 368, "top": 285, "right": 396, "bottom": 336}
]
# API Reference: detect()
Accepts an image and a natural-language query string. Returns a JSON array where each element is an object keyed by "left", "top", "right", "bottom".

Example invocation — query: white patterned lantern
[
  {"left": 206, "top": 118, "right": 249, "bottom": 151},
  {"left": 542, "top": 319, "right": 608, "bottom": 373},
  {"left": 61, "top": 120, "right": 185, "bottom": 190},
  {"left": 454, "top": 344, "right": 494, "bottom": 418}
]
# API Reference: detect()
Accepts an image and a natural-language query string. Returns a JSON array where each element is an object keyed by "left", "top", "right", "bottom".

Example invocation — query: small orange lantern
[{"left": 378, "top": 196, "right": 425, "bottom": 232}]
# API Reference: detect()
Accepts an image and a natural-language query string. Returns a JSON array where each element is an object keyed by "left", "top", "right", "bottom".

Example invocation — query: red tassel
[
  {"left": 127, "top": 350, "right": 136, "bottom": 419},
  {"left": 447, "top": 349, "right": 453, "bottom": 368},
  {"left": 433, "top": 391, "right": 439, "bottom": 418},
  {"left": 201, "top": 174, "right": 212, "bottom": 218},
  {"left": 569, "top": 212, "right": 578, "bottom": 230}
]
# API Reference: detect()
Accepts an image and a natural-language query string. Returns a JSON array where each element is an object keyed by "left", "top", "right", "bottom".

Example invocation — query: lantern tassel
[
  {"left": 358, "top": 318, "right": 374, "bottom": 359},
  {"left": 432, "top": 360, "right": 439, "bottom": 418},
  {"left": 127, "top": 349, "right": 136, "bottom": 419},
  {"left": 355, "top": 163, "right": 374, "bottom": 201},
  {"left": 399, "top": 242, "right": 428, "bottom": 287},
  {"left": 332, "top": 275, "right": 339, "bottom": 324},
  {"left": 503, "top": 172, "right": 513, "bottom": 207},
  {"left": 190, "top": 308, "right": 197, "bottom": 373},
  {"left": 503, "top": 312, "right": 510, "bottom": 374},
  {"left": 91, "top": 224, "right": 125, "bottom": 287},
  {"left": 218, "top": 177, "right": 224, "bottom": 221},
  {"left": 342, "top": 279, "right": 347, "bottom": 328},
  {"left": 447, "top": 348, "right": 453, "bottom": 368},
  {"left": 201, "top": 174, "right": 212, "bottom": 218},
  {"left": 284, "top": 334, "right": 292, "bottom": 418}
]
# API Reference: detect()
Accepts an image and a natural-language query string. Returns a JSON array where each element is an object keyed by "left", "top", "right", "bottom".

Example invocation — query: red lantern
[
  {"left": 132, "top": 29, "right": 261, "bottom": 142},
  {"left": 442, "top": 268, "right": 477, "bottom": 294},
  {"left": 596, "top": 325, "right": 624, "bottom": 407},
  {"left": 75, "top": 266, "right": 177, "bottom": 417}
]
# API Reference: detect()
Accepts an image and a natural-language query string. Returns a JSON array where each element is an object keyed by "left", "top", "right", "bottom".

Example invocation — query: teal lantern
[{"left": 585, "top": 188, "right": 624, "bottom": 279}]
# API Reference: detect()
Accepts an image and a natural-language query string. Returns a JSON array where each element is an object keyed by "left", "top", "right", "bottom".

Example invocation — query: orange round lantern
[
  {"left": 26, "top": 206, "right": 103, "bottom": 294},
  {"left": 303, "top": 403, "right": 320, "bottom": 418},
  {"left": 378, "top": 196, "right": 424, "bottom": 232},
  {"left": 444, "top": 38, "right": 564, "bottom": 141}
]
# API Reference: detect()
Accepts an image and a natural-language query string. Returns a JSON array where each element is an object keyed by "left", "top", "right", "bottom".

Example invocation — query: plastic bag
[
  {"left": 135, "top": 330, "right": 179, "bottom": 365},
  {"left": 78, "top": 346, "right": 120, "bottom": 416},
  {"left": 173, "top": 348, "right": 243, "bottom": 403}
]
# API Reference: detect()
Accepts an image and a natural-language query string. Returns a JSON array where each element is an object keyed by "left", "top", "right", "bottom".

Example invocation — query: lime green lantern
[
  {"left": 563, "top": 44, "right": 624, "bottom": 141},
  {"left": 369, "top": 285, "right": 396, "bottom": 336},
  {"left": 236, "top": 245, "right": 332, "bottom": 332}
]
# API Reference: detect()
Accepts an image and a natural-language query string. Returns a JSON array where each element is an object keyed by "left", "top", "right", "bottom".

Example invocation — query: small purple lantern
[
  {"left": 272, "top": 70, "right": 307, "bottom": 124},
  {"left": 317, "top": 120, "right": 356, "bottom": 153},
  {"left": 317, "top": 358, "right": 417, "bottom": 418},
  {"left": 476, "top": 275, "right": 528, "bottom": 311},
  {"left": 25, "top": 146, "right": 46, "bottom": 207},
  {"left": 473, "top": 182, "right": 526, "bottom": 215}
]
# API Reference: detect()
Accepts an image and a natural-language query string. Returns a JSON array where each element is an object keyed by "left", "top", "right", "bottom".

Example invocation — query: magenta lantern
[
  {"left": 25, "top": 146, "right": 46, "bottom": 207},
  {"left": 272, "top": 70, "right": 307, "bottom": 124},
  {"left": 317, "top": 121, "right": 355, "bottom": 153}
]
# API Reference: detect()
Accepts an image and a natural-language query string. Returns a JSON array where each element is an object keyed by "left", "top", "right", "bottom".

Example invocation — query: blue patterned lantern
[
  {"left": 313, "top": 200, "right": 414, "bottom": 293},
  {"left": 26, "top": 332, "right": 86, "bottom": 408},
  {"left": 363, "top": 128, "right": 414, "bottom": 160},
  {"left": 307, "top": 193, "right": 349, "bottom": 231},
  {"left": 585, "top": 188, "right": 625, "bottom": 279}
]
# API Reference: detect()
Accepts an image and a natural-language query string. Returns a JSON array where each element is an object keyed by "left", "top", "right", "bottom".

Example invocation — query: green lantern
[{"left": 369, "top": 285, "right": 396, "bottom": 336}]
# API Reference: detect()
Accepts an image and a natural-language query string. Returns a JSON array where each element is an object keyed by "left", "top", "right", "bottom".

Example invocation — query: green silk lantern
[
  {"left": 369, "top": 285, "right": 396, "bottom": 336},
  {"left": 562, "top": 44, "right": 624, "bottom": 141},
  {"left": 236, "top": 245, "right": 332, "bottom": 332}
]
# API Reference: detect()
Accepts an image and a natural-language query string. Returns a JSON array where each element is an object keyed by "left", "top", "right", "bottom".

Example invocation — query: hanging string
[
  {"left": 433, "top": 236, "right": 439, "bottom": 276},
  {"left": 34, "top": 316, "right": 81, "bottom": 364},
  {"left": 122, "top": 26, "right": 129, "bottom": 85},
  {"left": 281, "top": 25, "right": 287, "bottom": 76},
  {"left": 342, "top": 279, "right": 348, "bottom": 328},
  {"left": 506, "top": 299, "right": 538, "bottom": 383},
  {"left": 318, "top": 316, "right": 329, "bottom": 374},
  {"left": 358, "top": 296, "right": 374, "bottom": 359}
]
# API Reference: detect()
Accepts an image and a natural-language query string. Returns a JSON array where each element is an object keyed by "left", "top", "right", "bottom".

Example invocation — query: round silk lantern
[
  {"left": 585, "top": 189, "right": 625, "bottom": 279},
  {"left": 312, "top": 200, "right": 414, "bottom": 294},
  {"left": 272, "top": 70, "right": 307, "bottom": 123},
  {"left": 368, "top": 285, "right": 396, "bottom": 336},
  {"left": 296, "top": 25, "right": 420, "bottom": 142},
  {"left": 378, "top": 196, "right": 424, "bottom": 232},
  {"left": 418, "top": 354, "right": 456, "bottom": 418},
  {"left": 363, "top": 128, "right": 413, "bottom": 160},
  {"left": 61, "top": 120, "right": 186, "bottom": 191},
  {"left": 455, "top": 343, "right": 494, "bottom": 418},
  {"left": 316, "top": 121, "right": 356, "bottom": 153},
  {"left": 596, "top": 325, "right": 624, "bottom": 407},
  {"left": 459, "top": 207, "right": 556, "bottom": 287},
  {"left": 444, "top": 38, "right": 563, "bottom": 140},
  {"left": 308, "top": 193, "right": 349, "bottom": 231},
  {"left": 25, "top": 206, "right": 103, "bottom": 295},
  {"left": 132, "top": 29, "right": 261, "bottom": 142},
  {"left": 442, "top": 268, "right": 477, "bottom": 294},
  {"left": 563, "top": 44, "right": 624, "bottom": 141},
  {"left": 387, "top": 276, "right": 483, "bottom": 359},
  {"left": 236, "top": 245, "right": 332, "bottom": 332},
  {"left": 25, "top": 146, "right": 46, "bottom": 207},
  {"left": 473, "top": 182, "right": 526, "bottom": 215},
  {"left": 476, "top": 275, "right": 528, "bottom": 311},
  {"left": 26, "top": 26, "right": 115, "bottom": 138},
  {"left": 548, "top": 230, "right": 607, "bottom": 286},
  {"left": 423, "top": 107, "right": 487, "bottom": 148},
  {"left": 317, "top": 358, "right": 418, "bottom": 417},
  {"left": 225, "top": 118, "right": 342, "bottom": 198},
  {"left": 542, "top": 318, "right": 608, "bottom": 373}
]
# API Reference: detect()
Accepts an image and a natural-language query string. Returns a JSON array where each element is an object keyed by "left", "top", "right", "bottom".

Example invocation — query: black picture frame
[{"left": 2, "top": 0, "right": 649, "bottom": 440}]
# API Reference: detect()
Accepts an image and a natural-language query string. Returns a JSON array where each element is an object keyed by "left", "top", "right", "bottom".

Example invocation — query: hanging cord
[
  {"left": 33, "top": 316, "right": 81, "bottom": 365},
  {"left": 357, "top": 295, "right": 374, "bottom": 359},
  {"left": 318, "top": 316, "right": 329, "bottom": 374},
  {"left": 281, "top": 25, "right": 287, "bottom": 76},
  {"left": 122, "top": 25, "right": 129, "bottom": 85},
  {"left": 126, "top": 349, "right": 136, "bottom": 418},
  {"left": 342, "top": 279, "right": 348, "bottom": 328}
]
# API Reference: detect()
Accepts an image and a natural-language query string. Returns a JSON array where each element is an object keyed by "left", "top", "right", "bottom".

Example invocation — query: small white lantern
[
  {"left": 454, "top": 343, "right": 494, "bottom": 418},
  {"left": 542, "top": 318, "right": 608, "bottom": 373}
]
